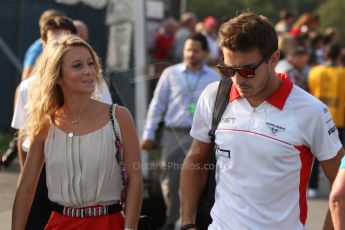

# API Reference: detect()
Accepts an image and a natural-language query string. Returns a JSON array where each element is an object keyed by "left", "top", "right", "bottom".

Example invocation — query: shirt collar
[
  {"left": 229, "top": 73, "right": 293, "bottom": 110},
  {"left": 178, "top": 62, "right": 207, "bottom": 74}
]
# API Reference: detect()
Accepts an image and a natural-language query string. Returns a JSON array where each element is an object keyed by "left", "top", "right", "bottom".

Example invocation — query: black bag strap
[{"left": 208, "top": 77, "right": 233, "bottom": 142}]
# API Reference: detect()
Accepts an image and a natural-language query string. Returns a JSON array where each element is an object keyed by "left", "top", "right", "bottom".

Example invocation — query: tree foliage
[
  {"left": 186, "top": 0, "right": 324, "bottom": 25},
  {"left": 316, "top": 0, "right": 345, "bottom": 41}
]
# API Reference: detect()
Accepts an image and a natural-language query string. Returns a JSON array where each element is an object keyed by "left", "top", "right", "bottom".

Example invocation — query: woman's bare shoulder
[{"left": 115, "top": 105, "right": 133, "bottom": 123}]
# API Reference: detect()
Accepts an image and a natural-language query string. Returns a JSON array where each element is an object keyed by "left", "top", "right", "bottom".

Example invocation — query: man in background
[{"left": 141, "top": 33, "right": 220, "bottom": 230}]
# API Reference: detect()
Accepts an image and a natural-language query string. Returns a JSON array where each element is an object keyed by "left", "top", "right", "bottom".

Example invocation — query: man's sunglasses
[{"left": 216, "top": 57, "right": 267, "bottom": 78}]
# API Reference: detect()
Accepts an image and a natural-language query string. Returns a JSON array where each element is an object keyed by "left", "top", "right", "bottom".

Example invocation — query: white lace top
[{"left": 44, "top": 106, "right": 122, "bottom": 207}]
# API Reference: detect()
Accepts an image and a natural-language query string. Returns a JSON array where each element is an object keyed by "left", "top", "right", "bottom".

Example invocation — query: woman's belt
[{"left": 51, "top": 202, "right": 122, "bottom": 218}]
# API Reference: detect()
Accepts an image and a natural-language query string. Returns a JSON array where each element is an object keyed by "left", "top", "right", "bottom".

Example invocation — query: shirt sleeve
[
  {"left": 340, "top": 155, "right": 345, "bottom": 169},
  {"left": 142, "top": 68, "right": 171, "bottom": 140},
  {"left": 11, "top": 82, "right": 28, "bottom": 129},
  {"left": 302, "top": 102, "right": 342, "bottom": 161},
  {"left": 99, "top": 80, "right": 113, "bottom": 105},
  {"left": 190, "top": 82, "right": 219, "bottom": 143},
  {"left": 23, "top": 40, "right": 43, "bottom": 67}
]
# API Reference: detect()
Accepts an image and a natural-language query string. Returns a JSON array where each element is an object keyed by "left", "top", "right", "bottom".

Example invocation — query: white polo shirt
[{"left": 190, "top": 73, "right": 342, "bottom": 230}]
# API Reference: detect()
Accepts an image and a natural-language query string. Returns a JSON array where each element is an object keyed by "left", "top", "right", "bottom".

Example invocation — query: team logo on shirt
[
  {"left": 328, "top": 125, "right": 337, "bottom": 135},
  {"left": 215, "top": 146, "right": 231, "bottom": 158},
  {"left": 266, "top": 122, "right": 286, "bottom": 136},
  {"left": 221, "top": 117, "right": 236, "bottom": 124}
]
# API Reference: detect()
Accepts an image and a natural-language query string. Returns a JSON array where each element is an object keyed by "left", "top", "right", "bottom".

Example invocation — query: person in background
[
  {"left": 277, "top": 33, "right": 297, "bottom": 60},
  {"left": 141, "top": 33, "right": 220, "bottom": 230},
  {"left": 11, "top": 16, "right": 77, "bottom": 230},
  {"left": 180, "top": 12, "right": 344, "bottom": 230},
  {"left": 323, "top": 27, "right": 341, "bottom": 46},
  {"left": 308, "top": 43, "right": 345, "bottom": 198},
  {"left": 1, "top": 9, "right": 65, "bottom": 168},
  {"left": 153, "top": 17, "right": 179, "bottom": 61},
  {"left": 21, "top": 9, "right": 65, "bottom": 81},
  {"left": 275, "top": 45, "right": 310, "bottom": 90},
  {"left": 12, "top": 34, "right": 143, "bottom": 230},
  {"left": 308, "top": 32, "right": 324, "bottom": 66},
  {"left": 173, "top": 12, "right": 198, "bottom": 62},
  {"left": 73, "top": 19, "right": 112, "bottom": 104},
  {"left": 275, "top": 9, "right": 294, "bottom": 35},
  {"left": 73, "top": 19, "right": 89, "bottom": 41},
  {"left": 202, "top": 16, "right": 220, "bottom": 66},
  {"left": 289, "top": 12, "right": 320, "bottom": 38},
  {"left": 329, "top": 155, "right": 345, "bottom": 230}
]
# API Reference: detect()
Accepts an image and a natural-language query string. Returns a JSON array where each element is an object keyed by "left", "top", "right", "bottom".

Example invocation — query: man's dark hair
[
  {"left": 279, "top": 9, "right": 293, "bottom": 20},
  {"left": 185, "top": 33, "right": 209, "bottom": 52},
  {"left": 288, "top": 45, "right": 308, "bottom": 57},
  {"left": 219, "top": 12, "right": 278, "bottom": 60},
  {"left": 41, "top": 16, "right": 77, "bottom": 42},
  {"left": 325, "top": 43, "right": 341, "bottom": 61}
]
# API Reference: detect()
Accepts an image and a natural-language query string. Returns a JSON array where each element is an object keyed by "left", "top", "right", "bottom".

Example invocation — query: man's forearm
[
  {"left": 17, "top": 134, "right": 26, "bottom": 170},
  {"left": 180, "top": 154, "right": 209, "bottom": 225},
  {"left": 323, "top": 210, "right": 334, "bottom": 230}
]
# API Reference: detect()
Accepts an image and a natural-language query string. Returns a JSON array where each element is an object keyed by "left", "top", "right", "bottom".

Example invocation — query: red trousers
[{"left": 44, "top": 211, "right": 125, "bottom": 230}]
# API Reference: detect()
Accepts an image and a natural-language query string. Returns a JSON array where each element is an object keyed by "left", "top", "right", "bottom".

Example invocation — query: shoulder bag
[{"left": 195, "top": 77, "right": 233, "bottom": 230}]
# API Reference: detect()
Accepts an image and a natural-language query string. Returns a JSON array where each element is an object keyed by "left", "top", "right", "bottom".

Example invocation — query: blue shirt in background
[{"left": 23, "top": 39, "right": 42, "bottom": 67}]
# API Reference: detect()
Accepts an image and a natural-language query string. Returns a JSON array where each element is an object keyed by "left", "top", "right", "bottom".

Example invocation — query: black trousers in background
[
  {"left": 26, "top": 165, "right": 52, "bottom": 230},
  {"left": 309, "top": 159, "right": 319, "bottom": 189},
  {"left": 308, "top": 127, "right": 345, "bottom": 190}
]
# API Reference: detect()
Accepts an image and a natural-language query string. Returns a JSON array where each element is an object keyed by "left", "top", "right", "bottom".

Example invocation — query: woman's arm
[
  {"left": 116, "top": 106, "right": 143, "bottom": 229},
  {"left": 329, "top": 167, "right": 345, "bottom": 230},
  {"left": 12, "top": 125, "right": 48, "bottom": 230}
]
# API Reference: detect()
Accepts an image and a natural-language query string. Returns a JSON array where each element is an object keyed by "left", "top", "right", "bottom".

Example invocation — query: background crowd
[{"left": 1, "top": 5, "right": 345, "bottom": 230}]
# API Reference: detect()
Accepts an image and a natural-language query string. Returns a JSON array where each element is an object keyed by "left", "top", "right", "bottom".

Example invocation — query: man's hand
[{"left": 140, "top": 140, "right": 156, "bottom": 150}]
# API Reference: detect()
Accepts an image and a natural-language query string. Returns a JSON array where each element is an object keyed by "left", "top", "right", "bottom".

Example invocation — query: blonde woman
[{"left": 12, "top": 34, "right": 143, "bottom": 230}]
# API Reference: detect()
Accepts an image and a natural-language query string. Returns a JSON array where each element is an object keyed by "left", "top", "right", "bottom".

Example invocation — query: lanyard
[
  {"left": 184, "top": 70, "right": 203, "bottom": 115},
  {"left": 184, "top": 70, "right": 203, "bottom": 97}
]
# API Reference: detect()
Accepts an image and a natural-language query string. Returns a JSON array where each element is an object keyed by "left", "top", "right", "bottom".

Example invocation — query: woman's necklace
[
  {"left": 68, "top": 121, "right": 79, "bottom": 137},
  {"left": 66, "top": 108, "right": 88, "bottom": 138}
]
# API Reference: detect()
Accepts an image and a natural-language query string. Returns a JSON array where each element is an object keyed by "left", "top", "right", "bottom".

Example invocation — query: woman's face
[{"left": 58, "top": 46, "right": 96, "bottom": 96}]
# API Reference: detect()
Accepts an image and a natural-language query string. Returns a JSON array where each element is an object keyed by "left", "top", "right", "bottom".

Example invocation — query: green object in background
[
  {"left": 0, "top": 130, "right": 11, "bottom": 153},
  {"left": 188, "top": 101, "right": 196, "bottom": 115}
]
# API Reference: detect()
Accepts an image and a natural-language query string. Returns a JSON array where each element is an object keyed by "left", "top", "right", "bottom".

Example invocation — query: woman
[{"left": 12, "top": 34, "right": 143, "bottom": 230}]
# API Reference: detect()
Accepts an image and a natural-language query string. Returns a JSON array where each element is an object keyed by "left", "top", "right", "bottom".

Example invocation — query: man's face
[
  {"left": 222, "top": 48, "right": 277, "bottom": 101},
  {"left": 183, "top": 39, "right": 207, "bottom": 68}
]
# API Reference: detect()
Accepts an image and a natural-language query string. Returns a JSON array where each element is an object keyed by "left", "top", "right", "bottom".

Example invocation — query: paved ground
[{"left": 0, "top": 159, "right": 332, "bottom": 230}]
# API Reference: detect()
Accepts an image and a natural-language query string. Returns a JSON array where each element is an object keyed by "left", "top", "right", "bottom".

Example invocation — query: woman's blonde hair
[{"left": 24, "top": 34, "right": 104, "bottom": 139}]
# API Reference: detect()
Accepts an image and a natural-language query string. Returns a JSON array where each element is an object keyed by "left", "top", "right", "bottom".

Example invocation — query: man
[
  {"left": 141, "top": 33, "right": 220, "bottom": 230},
  {"left": 329, "top": 155, "right": 345, "bottom": 230},
  {"left": 202, "top": 16, "right": 220, "bottom": 65},
  {"left": 173, "top": 12, "right": 198, "bottom": 62},
  {"left": 308, "top": 43, "right": 345, "bottom": 143},
  {"left": 275, "top": 9, "right": 294, "bottom": 35},
  {"left": 181, "top": 12, "right": 344, "bottom": 230},
  {"left": 275, "top": 45, "right": 310, "bottom": 90},
  {"left": 2, "top": 9, "right": 64, "bottom": 166},
  {"left": 1, "top": 9, "right": 65, "bottom": 167},
  {"left": 21, "top": 9, "right": 65, "bottom": 81},
  {"left": 308, "top": 43, "right": 345, "bottom": 198},
  {"left": 73, "top": 19, "right": 89, "bottom": 41},
  {"left": 13, "top": 16, "right": 77, "bottom": 172}
]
